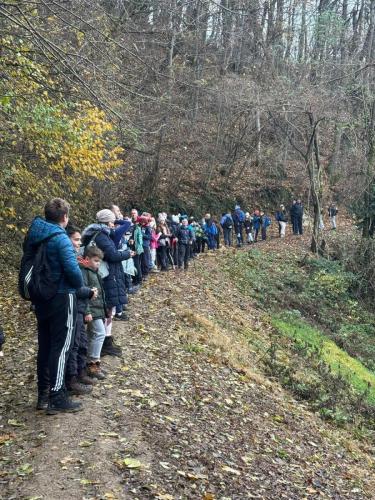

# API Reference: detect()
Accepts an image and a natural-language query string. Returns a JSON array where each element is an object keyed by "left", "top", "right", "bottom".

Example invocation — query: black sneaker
[
  {"left": 101, "top": 336, "right": 122, "bottom": 357},
  {"left": 36, "top": 389, "right": 49, "bottom": 411},
  {"left": 46, "top": 390, "right": 83, "bottom": 415},
  {"left": 113, "top": 313, "right": 129, "bottom": 322}
]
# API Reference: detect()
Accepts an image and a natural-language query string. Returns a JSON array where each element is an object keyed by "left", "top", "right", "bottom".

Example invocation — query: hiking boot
[
  {"left": 78, "top": 368, "right": 97, "bottom": 385},
  {"left": 113, "top": 313, "right": 129, "bottom": 321},
  {"left": 101, "top": 336, "right": 122, "bottom": 357},
  {"left": 87, "top": 361, "right": 106, "bottom": 380},
  {"left": 36, "top": 389, "right": 49, "bottom": 411},
  {"left": 66, "top": 376, "right": 93, "bottom": 395},
  {"left": 46, "top": 390, "right": 83, "bottom": 415}
]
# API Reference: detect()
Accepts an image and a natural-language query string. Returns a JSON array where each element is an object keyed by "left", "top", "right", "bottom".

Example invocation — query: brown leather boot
[
  {"left": 87, "top": 361, "right": 106, "bottom": 380},
  {"left": 66, "top": 375, "right": 93, "bottom": 395},
  {"left": 78, "top": 368, "right": 97, "bottom": 385}
]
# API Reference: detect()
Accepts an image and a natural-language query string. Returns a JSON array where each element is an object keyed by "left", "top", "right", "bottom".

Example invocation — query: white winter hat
[{"left": 96, "top": 209, "right": 116, "bottom": 223}]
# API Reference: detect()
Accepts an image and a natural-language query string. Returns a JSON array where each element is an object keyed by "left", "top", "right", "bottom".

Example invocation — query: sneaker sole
[{"left": 46, "top": 406, "right": 83, "bottom": 415}]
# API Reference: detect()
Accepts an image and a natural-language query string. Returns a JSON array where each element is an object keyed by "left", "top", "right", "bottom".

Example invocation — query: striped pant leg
[{"left": 47, "top": 293, "right": 77, "bottom": 393}]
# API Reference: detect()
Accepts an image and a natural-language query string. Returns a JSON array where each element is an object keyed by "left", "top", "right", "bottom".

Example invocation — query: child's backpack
[
  {"left": 209, "top": 224, "right": 218, "bottom": 235},
  {"left": 18, "top": 233, "right": 59, "bottom": 303},
  {"left": 264, "top": 216, "right": 271, "bottom": 228},
  {"left": 237, "top": 210, "right": 245, "bottom": 223}
]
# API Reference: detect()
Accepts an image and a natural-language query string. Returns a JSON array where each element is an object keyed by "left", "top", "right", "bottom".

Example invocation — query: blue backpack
[
  {"left": 236, "top": 210, "right": 245, "bottom": 223},
  {"left": 207, "top": 223, "right": 218, "bottom": 235},
  {"left": 263, "top": 216, "right": 271, "bottom": 228}
]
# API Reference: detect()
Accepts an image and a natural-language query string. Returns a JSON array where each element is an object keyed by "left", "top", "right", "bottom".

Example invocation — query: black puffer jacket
[{"left": 82, "top": 224, "right": 131, "bottom": 309}]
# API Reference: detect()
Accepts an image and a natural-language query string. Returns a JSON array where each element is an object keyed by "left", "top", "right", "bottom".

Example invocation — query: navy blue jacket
[
  {"left": 26, "top": 217, "right": 83, "bottom": 293},
  {"left": 294, "top": 203, "right": 304, "bottom": 217},
  {"left": 0, "top": 324, "right": 5, "bottom": 349},
  {"left": 82, "top": 224, "right": 130, "bottom": 308},
  {"left": 141, "top": 226, "right": 152, "bottom": 248},
  {"left": 232, "top": 210, "right": 245, "bottom": 230},
  {"left": 177, "top": 226, "right": 193, "bottom": 244},
  {"left": 276, "top": 210, "right": 288, "bottom": 222}
]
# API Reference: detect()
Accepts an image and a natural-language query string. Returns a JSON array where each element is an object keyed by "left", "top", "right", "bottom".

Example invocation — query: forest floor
[{"left": 1, "top": 229, "right": 374, "bottom": 500}]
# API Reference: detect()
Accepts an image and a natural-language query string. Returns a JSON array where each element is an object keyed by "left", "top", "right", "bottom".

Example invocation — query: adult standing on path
[
  {"left": 220, "top": 211, "right": 233, "bottom": 247},
  {"left": 82, "top": 209, "right": 134, "bottom": 357},
  {"left": 294, "top": 199, "right": 304, "bottom": 235},
  {"left": 232, "top": 204, "right": 245, "bottom": 247},
  {"left": 26, "top": 198, "right": 84, "bottom": 414},
  {"left": 290, "top": 200, "right": 298, "bottom": 235},
  {"left": 328, "top": 203, "right": 338, "bottom": 230},
  {"left": 275, "top": 205, "right": 288, "bottom": 238}
]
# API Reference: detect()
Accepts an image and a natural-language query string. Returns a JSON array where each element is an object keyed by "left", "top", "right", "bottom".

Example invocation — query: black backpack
[
  {"left": 18, "top": 233, "right": 60, "bottom": 303},
  {"left": 223, "top": 216, "right": 233, "bottom": 229}
]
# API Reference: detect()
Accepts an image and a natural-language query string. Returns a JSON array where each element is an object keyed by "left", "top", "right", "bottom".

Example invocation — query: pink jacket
[{"left": 151, "top": 230, "right": 161, "bottom": 249}]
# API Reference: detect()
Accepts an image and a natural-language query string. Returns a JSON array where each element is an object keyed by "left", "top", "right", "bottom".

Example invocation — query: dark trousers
[
  {"left": 66, "top": 312, "right": 87, "bottom": 377},
  {"left": 172, "top": 243, "right": 178, "bottom": 265},
  {"left": 215, "top": 233, "right": 220, "bottom": 249},
  {"left": 141, "top": 247, "right": 151, "bottom": 276},
  {"left": 195, "top": 237, "right": 205, "bottom": 253},
  {"left": 133, "top": 254, "right": 142, "bottom": 284},
  {"left": 207, "top": 234, "right": 216, "bottom": 250},
  {"left": 296, "top": 216, "right": 303, "bottom": 235},
  {"left": 254, "top": 228, "right": 260, "bottom": 241},
  {"left": 157, "top": 245, "right": 167, "bottom": 269},
  {"left": 261, "top": 227, "right": 267, "bottom": 240},
  {"left": 234, "top": 223, "right": 244, "bottom": 246},
  {"left": 35, "top": 293, "right": 77, "bottom": 394},
  {"left": 157, "top": 246, "right": 174, "bottom": 270},
  {"left": 223, "top": 228, "right": 232, "bottom": 246},
  {"left": 292, "top": 216, "right": 298, "bottom": 234},
  {"left": 178, "top": 243, "right": 190, "bottom": 269}
]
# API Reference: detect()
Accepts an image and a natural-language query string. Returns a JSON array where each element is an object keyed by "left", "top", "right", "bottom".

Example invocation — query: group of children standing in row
[{"left": 15, "top": 197, "right": 338, "bottom": 414}]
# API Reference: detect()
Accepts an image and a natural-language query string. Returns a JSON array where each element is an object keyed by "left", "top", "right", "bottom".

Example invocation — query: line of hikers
[{"left": 15, "top": 197, "right": 338, "bottom": 414}]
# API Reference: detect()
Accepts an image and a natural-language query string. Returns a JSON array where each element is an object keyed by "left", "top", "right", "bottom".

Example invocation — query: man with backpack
[
  {"left": 232, "top": 204, "right": 245, "bottom": 247},
  {"left": 21, "top": 198, "right": 84, "bottom": 414},
  {"left": 220, "top": 211, "right": 233, "bottom": 246}
]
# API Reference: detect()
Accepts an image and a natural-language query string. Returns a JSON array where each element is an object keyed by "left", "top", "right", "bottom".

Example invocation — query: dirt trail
[{"left": 1, "top": 236, "right": 374, "bottom": 500}]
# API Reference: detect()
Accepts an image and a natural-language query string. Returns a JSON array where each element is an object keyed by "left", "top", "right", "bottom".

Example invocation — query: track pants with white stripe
[{"left": 35, "top": 293, "right": 77, "bottom": 394}]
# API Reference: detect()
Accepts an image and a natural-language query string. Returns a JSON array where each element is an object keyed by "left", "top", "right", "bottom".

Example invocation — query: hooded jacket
[
  {"left": 26, "top": 216, "right": 83, "bottom": 293},
  {"left": 82, "top": 223, "right": 130, "bottom": 308},
  {"left": 79, "top": 261, "right": 106, "bottom": 319}
]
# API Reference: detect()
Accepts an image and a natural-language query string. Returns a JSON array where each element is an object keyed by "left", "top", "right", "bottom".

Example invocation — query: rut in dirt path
[{"left": 2, "top": 237, "right": 374, "bottom": 500}]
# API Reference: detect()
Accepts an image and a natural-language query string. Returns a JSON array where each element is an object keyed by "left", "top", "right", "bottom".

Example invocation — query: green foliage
[
  {"left": 261, "top": 313, "right": 375, "bottom": 428},
  {"left": 273, "top": 314, "right": 375, "bottom": 406},
  {"left": 224, "top": 245, "right": 375, "bottom": 431}
]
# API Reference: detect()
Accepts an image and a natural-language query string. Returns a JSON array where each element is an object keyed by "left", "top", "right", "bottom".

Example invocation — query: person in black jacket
[
  {"left": 328, "top": 203, "right": 338, "bottom": 230},
  {"left": 295, "top": 199, "right": 304, "bottom": 235},
  {"left": 82, "top": 209, "right": 135, "bottom": 357},
  {"left": 177, "top": 218, "right": 193, "bottom": 270},
  {"left": 275, "top": 205, "right": 288, "bottom": 238},
  {"left": 0, "top": 323, "right": 5, "bottom": 357},
  {"left": 65, "top": 226, "right": 97, "bottom": 395},
  {"left": 290, "top": 200, "right": 298, "bottom": 235}
]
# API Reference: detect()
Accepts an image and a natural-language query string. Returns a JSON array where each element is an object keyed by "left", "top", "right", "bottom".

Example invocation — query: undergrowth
[
  {"left": 226, "top": 248, "right": 375, "bottom": 372},
  {"left": 224, "top": 246, "right": 375, "bottom": 432}
]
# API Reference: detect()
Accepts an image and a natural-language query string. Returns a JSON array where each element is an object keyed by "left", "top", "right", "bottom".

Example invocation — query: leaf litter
[{"left": 0, "top": 238, "right": 374, "bottom": 499}]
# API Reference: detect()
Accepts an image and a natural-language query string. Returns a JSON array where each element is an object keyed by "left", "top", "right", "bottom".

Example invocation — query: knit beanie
[{"left": 96, "top": 209, "right": 116, "bottom": 223}]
